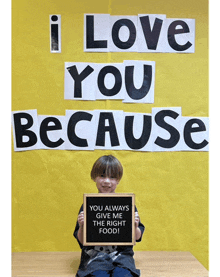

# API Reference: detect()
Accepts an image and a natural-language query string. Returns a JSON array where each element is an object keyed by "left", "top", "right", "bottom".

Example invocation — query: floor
[{"left": 12, "top": 251, "right": 209, "bottom": 277}]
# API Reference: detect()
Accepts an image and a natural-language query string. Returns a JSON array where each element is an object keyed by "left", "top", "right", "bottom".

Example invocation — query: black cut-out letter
[
  {"left": 13, "top": 113, "right": 38, "bottom": 148},
  {"left": 125, "top": 65, "right": 152, "bottom": 100},
  {"left": 86, "top": 15, "right": 108, "bottom": 49},
  {"left": 154, "top": 110, "right": 180, "bottom": 148},
  {"left": 40, "top": 117, "right": 64, "bottom": 148},
  {"left": 96, "top": 112, "right": 120, "bottom": 147},
  {"left": 98, "top": 66, "right": 122, "bottom": 96},
  {"left": 184, "top": 119, "right": 208, "bottom": 150},
  {"left": 167, "top": 20, "right": 192, "bottom": 51},
  {"left": 124, "top": 115, "right": 151, "bottom": 149},
  {"left": 67, "top": 112, "right": 93, "bottom": 147},
  {"left": 139, "top": 16, "right": 163, "bottom": 50},
  {"left": 112, "top": 19, "right": 136, "bottom": 49},
  {"left": 67, "top": 65, "right": 94, "bottom": 98}
]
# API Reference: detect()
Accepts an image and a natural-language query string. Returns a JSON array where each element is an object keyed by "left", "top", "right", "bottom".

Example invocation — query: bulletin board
[{"left": 12, "top": 0, "right": 209, "bottom": 270}]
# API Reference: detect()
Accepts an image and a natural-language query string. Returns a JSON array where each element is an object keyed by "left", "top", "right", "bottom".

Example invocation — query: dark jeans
[{"left": 89, "top": 267, "right": 134, "bottom": 277}]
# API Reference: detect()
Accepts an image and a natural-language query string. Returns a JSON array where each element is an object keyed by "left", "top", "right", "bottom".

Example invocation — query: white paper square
[
  {"left": 151, "top": 107, "right": 182, "bottom": 152},
  {"left": 123, "top": 60, "right": 155, "bottom": 103},
  {"left": 84, "top": 14, "right": 110, "bottom": 52},
  {"left": 94, "top": 63, "right": 125, "bottom": 100},
  {"left": 180, "top": 117, "right": 209, "bottom": 151},
  {"left": 12, "top": 110, "right": 41, "bottom": 151},
  {"left": 109, "top": 16, "right": 138, "bottom": 52},
  {"left": 137, "top": 14, "right": 167, "bottom": 53},
  {"left": 95, "top": 110, "right": 124, "bottom": 150},
  {"left": 123, "top": 112, "right": 153, "bottom": 151},
  {"left": 65, "top": 110, "right": 97, "bottom": 150},
  {"left": 161, "top": 18, "right": 195, "bottom": 53},
  {"left": 64, "top": 62, "right": 96, "bottom": 100},
  {"left": 38, "top": 115, "right": 67, "bottom": 150}
]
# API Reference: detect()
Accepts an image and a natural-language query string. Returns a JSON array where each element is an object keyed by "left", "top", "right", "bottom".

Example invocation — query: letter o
[
  {"left": 98, "top": 66, "right": 122, "bottom": 96},
  {"left": 112, "top": 19, "right": 136, "bottom": 49}
]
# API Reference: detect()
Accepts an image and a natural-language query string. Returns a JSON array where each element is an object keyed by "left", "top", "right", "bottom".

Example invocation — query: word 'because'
[{"left": 11, "top": 108, "right": 209, "bottom": 152}]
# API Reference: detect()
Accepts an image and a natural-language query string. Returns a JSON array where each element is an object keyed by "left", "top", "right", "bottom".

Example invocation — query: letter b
[{"left": 13, "top": 112, "right": 38, "bottom": 148}]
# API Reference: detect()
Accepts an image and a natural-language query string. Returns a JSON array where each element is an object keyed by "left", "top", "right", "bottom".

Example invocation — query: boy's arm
[
  {"left": 134, "top": 207, "right": 145, "bottom": 242},
  {"left": 77, "top": 211, "right": 84, "bottom": 245},
  {"left": 135, "top": 211, "right": 142, "bottom": 241},
  {"left": 73, "top": 205, "right": 84, "bottom": 248}
]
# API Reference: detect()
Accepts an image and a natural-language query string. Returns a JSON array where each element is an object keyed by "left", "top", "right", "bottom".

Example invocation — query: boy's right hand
[{"left": 78, "top": 211, "right": 84, "bottom": 227}]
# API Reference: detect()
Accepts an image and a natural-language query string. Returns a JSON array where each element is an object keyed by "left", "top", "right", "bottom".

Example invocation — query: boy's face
[{"left": 95, "top": 175, "right": 119, "bottom": 193}]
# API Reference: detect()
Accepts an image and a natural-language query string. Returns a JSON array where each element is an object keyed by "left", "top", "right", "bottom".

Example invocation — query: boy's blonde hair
[{"left": 91, "top": 155, "right": 123, "bottom": 181}]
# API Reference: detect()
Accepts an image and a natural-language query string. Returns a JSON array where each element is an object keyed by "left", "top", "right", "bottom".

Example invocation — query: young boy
[{"left": 73, "top": 155, "right": 145, "bottom": 277}]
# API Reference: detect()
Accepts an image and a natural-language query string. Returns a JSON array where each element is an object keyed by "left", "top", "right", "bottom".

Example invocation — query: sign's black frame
[{"left": 83, "top": 193, "right": 135, "bottom": 246}]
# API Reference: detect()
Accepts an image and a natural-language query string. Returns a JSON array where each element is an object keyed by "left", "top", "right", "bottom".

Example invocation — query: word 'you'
[{"left": 65, "top": 60, "right": 155, "bottom": 103}]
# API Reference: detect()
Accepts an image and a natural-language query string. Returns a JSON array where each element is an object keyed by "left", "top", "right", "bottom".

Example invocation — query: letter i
[{"left": 50, "top": 15, "right": 61, "bottom": 53}]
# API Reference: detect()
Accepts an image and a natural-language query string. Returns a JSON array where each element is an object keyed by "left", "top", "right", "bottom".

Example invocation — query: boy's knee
[
  {"left": 90, "top": 270, "right": 111, "bottom": 277},
  {"left": 112, "top": 267, "right": 133, "bottom": 277}
]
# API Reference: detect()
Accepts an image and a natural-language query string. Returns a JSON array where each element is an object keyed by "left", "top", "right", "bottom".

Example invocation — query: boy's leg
[
  {"left": 89, "top": 270, "right": 111, "bottom": 277},
  {"left": 112, "top": 267, "right": 133, "bottom": 277}
]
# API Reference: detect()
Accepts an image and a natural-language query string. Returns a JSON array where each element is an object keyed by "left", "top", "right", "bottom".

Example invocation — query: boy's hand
[
  {"left": 135, "top": 212, "right": 140, "bottom": 228},
  {"left": 78, "top": 211, "right": 84, "bottom": 227},
  {"left": 135, "top": 212, "right": 142, "bottom": 241}
]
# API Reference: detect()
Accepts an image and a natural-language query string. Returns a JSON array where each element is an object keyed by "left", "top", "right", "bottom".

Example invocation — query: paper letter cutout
[
  {"left": 50, "top": 15, "right": 61, "bottom": 53},
  {"left": 12, "top": 110, "right": 41, "bottom": 151},
  {"left": 84, "top": 14, "right": 110, "bottom": 52}
]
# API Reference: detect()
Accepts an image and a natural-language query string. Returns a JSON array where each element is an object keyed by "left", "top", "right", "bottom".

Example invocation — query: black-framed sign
[{"left": 83, "top": 193, "right": 135, "bottom": 246}]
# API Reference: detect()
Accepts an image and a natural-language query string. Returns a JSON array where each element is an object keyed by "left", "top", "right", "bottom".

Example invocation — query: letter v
[{"left": 139, "top": 15, "right": 163, "bottom": 50}]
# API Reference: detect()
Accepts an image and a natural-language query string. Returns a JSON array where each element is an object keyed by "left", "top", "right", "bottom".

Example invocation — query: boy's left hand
[{"left": 135, "top": 212, "right": 140, "bottom": 228}]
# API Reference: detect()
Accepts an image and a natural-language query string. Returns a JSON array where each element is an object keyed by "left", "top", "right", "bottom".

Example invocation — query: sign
[
  {"left": 84, "top": 14, "right": 195, "bottom": 53},
  {"left": 64, "top": 60, "right": 155, "bottom": 103},
  {"left": 11, "top": 108, "right": 209, "bottom": 152},
  {"left": 83, "top": 193, "right": 135, "bottom": 246}
]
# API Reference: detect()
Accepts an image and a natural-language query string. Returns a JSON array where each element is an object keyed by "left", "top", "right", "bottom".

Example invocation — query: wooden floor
[{"left": 12, "top": 251, "right": 208, "bottom": 277}]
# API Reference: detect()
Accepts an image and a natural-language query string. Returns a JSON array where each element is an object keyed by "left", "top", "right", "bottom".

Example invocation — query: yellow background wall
[{"left": 12, "top": 0, "right": 208, "bottom": 269}]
